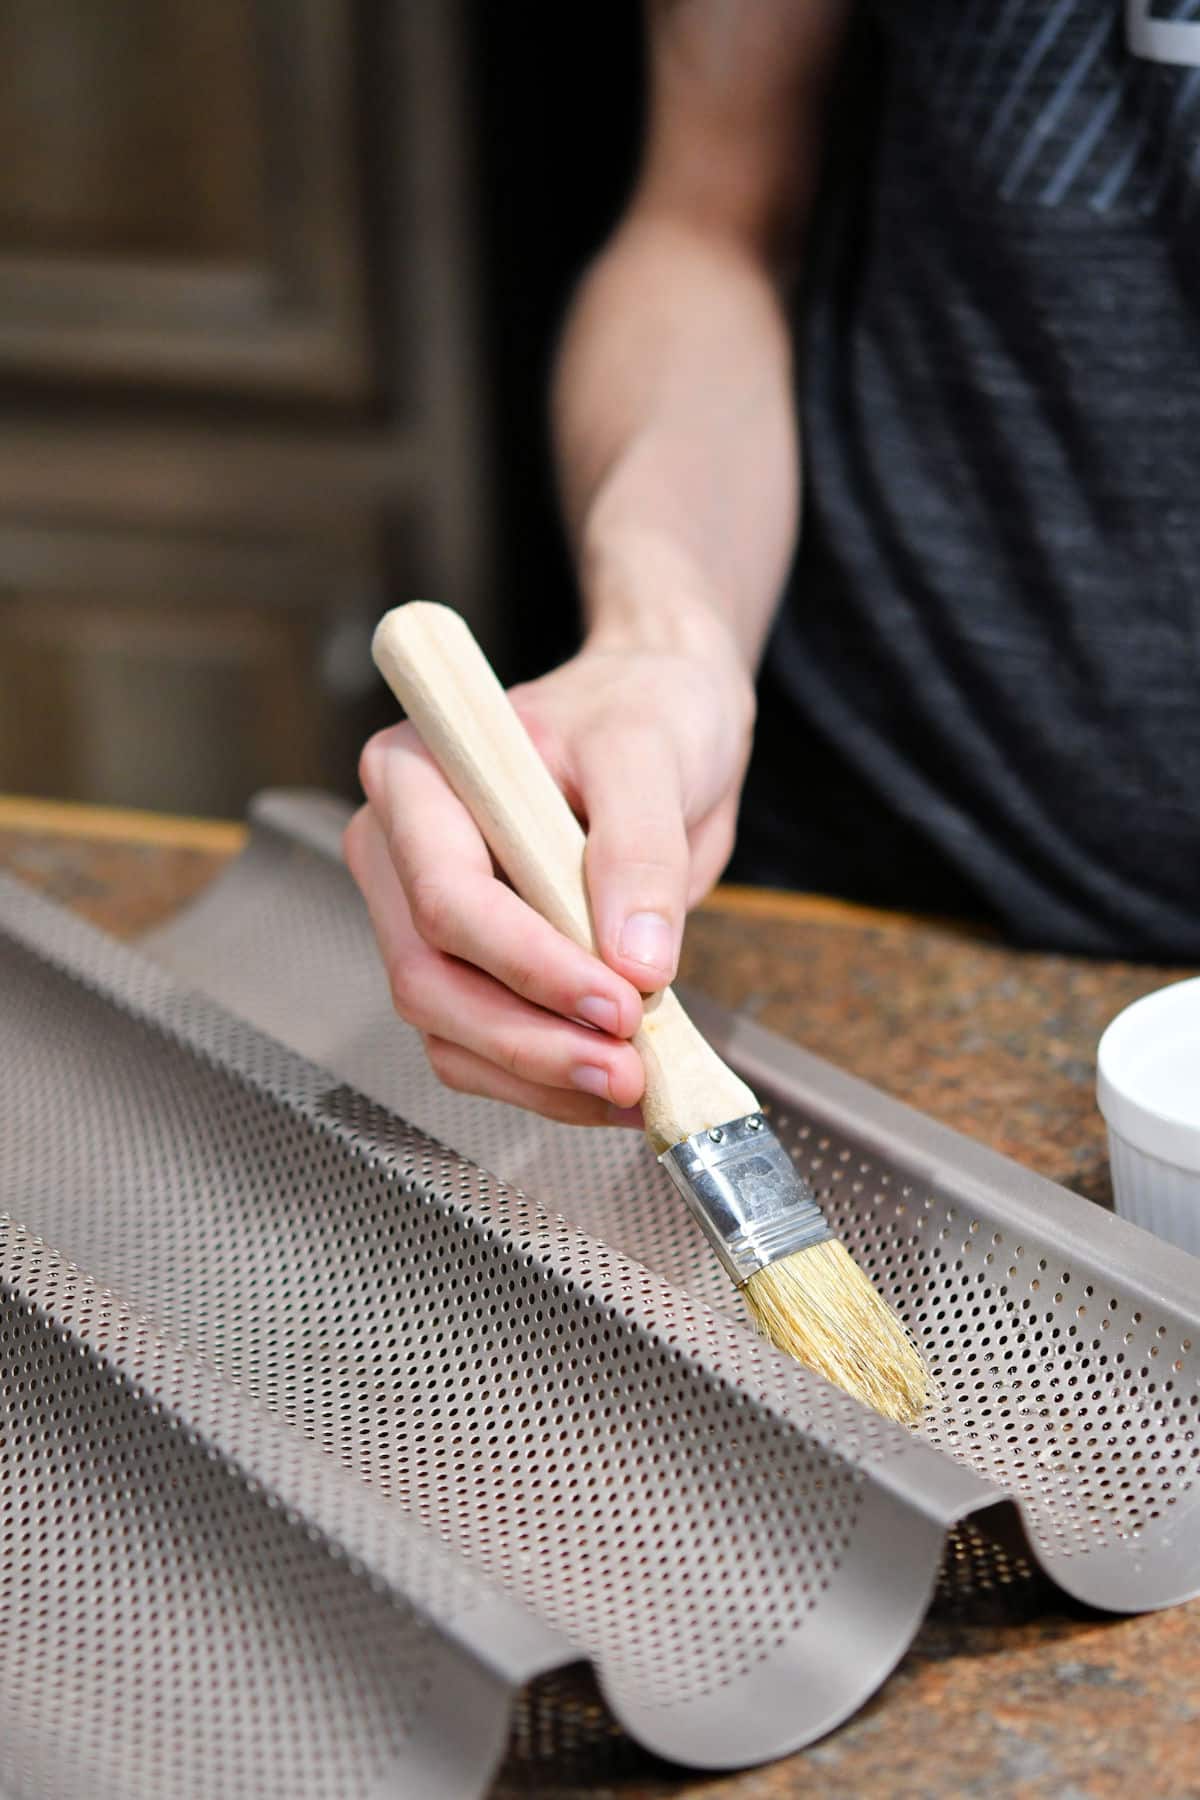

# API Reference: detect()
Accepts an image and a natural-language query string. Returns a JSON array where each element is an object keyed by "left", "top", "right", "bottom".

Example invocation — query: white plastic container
[{"left": 1097, "top": 976, "right": 1200, "bottom": 1254}]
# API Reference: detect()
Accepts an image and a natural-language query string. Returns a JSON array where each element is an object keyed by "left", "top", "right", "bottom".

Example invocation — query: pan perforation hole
[
  {"left": 7, "top": 845, "right": 1196, "bottom": 1789},
  {"left": 769, "top": 1110, "right": 1200, "bottom": 1559}
]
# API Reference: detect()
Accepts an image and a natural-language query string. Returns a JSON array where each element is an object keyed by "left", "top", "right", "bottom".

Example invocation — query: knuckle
[
  {"left": 408, "top": 876, "right": 458, "bottom": 951},
  {"left": 423, "top": 1035, "right": 465, "bottom": 1091},
  {"left": 384, "top": 957, "right": 412, "bottom": 1019},
  {"left": 624, "top": 844, "right": 688, "bottom": 876},
  {"left": 588, "top": 801, "right": 687, "bottom": 859},
  {"left": 341, "top": 808, "right": 368, "bottom": 878},
  {"left": 504, "top": 1037, "right": 542, "bottom": 1085},
  {"left": 587, "top": 842, "right": 687, "bottom": 902},
  {"left": 357, "top": 732, "right": 390, "bottom": 799},
  {"left": 384, "top": 951, "right": 423, "bottom": 1025},
  {"left": 500, "top": 949, "right": 544, "bottom": 1004}
]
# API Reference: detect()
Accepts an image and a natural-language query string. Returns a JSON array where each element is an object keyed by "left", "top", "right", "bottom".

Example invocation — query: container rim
[{"left": 1097, "top": 975, "right": 1200, "bottom": 1172}]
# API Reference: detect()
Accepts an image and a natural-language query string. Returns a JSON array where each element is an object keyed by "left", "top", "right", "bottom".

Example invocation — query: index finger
[{"left": 358, "top": 724, "right": 645, "bottom": 1036}]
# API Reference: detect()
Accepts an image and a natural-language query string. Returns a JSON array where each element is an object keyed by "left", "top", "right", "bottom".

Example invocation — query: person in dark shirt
[{"left": 347, "top": 1, "right": 1200, "bottom": 1127}]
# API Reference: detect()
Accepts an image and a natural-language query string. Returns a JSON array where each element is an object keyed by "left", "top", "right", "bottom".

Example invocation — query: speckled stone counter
[{"left": 3, "top": 798, "right": 1198, "bottom": 1800}]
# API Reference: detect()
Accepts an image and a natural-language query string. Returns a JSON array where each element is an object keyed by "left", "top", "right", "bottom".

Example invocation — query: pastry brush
[{"left": 372, "top": 602, "right": 930, "bottom": 1424}]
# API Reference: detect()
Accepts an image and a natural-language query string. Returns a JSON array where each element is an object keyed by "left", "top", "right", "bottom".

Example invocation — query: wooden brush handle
[{"left": 372, "top": 602, "right": 757, "bottom": 1152}]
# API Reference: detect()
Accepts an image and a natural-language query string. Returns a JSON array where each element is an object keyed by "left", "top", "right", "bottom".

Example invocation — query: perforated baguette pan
[{"left": 1, "top": 787, "right": 1198, "bottom": 1800}]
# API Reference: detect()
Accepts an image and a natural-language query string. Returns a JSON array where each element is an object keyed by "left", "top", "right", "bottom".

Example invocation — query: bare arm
[
  {"left": 556, "top": 0, "right": 849, "bottom": 670},
  {"left": 347, "top": 2, "right": 849, "bottom": 1126}
]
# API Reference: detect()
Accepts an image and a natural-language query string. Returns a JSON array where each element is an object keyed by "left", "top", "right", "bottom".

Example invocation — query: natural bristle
[{"left": 742, "top": 1241, "right": 931, "bottom": 1425}]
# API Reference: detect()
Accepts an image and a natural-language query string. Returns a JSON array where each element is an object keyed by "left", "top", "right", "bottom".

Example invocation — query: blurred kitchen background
[{"left": 0, "top": 1, "right": 642, "bottom": 817}]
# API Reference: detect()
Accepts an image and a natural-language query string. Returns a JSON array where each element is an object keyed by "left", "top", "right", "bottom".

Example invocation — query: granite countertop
[{"left": 2, "top": 797, "right": 1198, "bottom": 1800}]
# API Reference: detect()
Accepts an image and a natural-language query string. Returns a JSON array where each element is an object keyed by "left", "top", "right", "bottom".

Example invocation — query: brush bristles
[{"left": 742, "top": 1240, "right": 931, "bottom": 1425}]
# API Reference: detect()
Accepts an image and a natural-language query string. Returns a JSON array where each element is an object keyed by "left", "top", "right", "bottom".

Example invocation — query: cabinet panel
[
  {"left": 0, "top": 0, "right": 370, "bottom": 399},
  {"left": 0, "top": 1, "right": 495, "bottom": 818},
  {"left": 0, "top": 517, "right": 386, "bottom": 816},
  {"left": 0, "top": 1, "right": 264, "bottom": 261}
]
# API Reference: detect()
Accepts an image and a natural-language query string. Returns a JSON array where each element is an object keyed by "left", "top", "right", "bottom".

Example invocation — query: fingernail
[
  {"left": 576, "top": 994, "right": 620, "bottom": 1035},
  {"left": 618, "top": 911, "right": 674, "bottom": 974},
  {"left": 570, "top": 1063, "right": 611, "bottom": 1099}
]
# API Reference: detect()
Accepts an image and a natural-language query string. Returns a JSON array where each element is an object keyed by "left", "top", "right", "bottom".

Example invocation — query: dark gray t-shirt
[{"left": 735, "top": 0, "right": 1200, "bottom": 956}]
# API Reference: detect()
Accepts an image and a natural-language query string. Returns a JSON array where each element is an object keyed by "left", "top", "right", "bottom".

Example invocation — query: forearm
[
  {"left": 352, "top": 3, "right": 849, "bottom": 1132},
  {"left": 553, "top": 206, "right": 799, "bottom": 674}
]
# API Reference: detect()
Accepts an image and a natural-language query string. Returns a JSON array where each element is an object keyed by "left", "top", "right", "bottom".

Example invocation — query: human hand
[{"left": 344, "top": 629, "right": 755, "bottom": 1126}]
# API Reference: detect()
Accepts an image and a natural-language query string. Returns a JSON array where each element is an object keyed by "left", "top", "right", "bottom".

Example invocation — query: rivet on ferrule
[{"left": 659, "top": 1112, "right": 834, "bottom": 1286}]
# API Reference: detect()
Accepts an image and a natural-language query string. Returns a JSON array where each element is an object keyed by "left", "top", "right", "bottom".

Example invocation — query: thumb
[{"left": 577, "top": 725, "right": 691, "bottom": 991}]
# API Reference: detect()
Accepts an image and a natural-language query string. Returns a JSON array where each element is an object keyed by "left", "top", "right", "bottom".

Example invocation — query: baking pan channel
[{"left": 0, "top": 789, "right": 1196, "bottom": 1798}]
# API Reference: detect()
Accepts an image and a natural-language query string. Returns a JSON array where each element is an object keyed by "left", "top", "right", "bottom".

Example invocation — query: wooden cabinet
[
  {"left": 0, "top": 1, "right": 489, "bottom": 816},
  {"left": 0, "top": 488, "right": 381, "bottom": 815},
  {"left": 0, "top": 0, "right": 369, "bottom": 398}
]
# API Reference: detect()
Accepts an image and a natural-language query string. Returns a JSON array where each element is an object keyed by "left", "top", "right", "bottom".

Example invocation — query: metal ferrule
[{"left": 659, "top": 1113, "right": 833, "bottom": 1286}]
